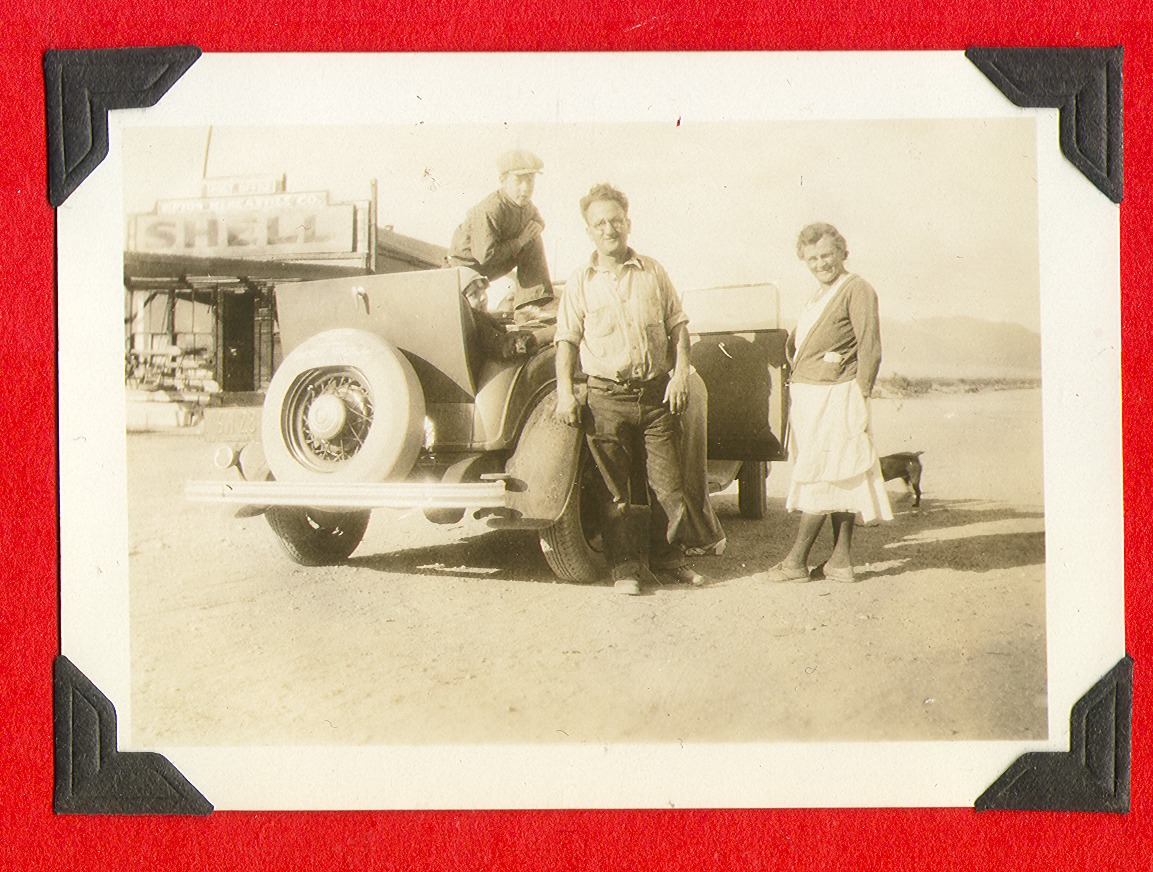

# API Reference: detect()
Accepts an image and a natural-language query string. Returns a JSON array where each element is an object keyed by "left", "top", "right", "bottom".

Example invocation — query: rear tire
[
  {"left": 266, "top": 506, "right": 371, "bottom": 566},
  {"left": 539, "top": 449, "right": 607, "bottom": 583},
  {"left": 738, "top": 460, "right": 768, "bottom": 519}
]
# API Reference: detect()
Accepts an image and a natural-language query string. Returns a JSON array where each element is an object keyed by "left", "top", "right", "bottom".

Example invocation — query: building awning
[{"left": 124, "top": 251, "right": 370, "bottom": 284}]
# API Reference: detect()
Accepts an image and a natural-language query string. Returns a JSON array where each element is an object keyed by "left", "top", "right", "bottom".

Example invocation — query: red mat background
[{"left": 3, "top": 2, "right": 1150, "bottom": 868}]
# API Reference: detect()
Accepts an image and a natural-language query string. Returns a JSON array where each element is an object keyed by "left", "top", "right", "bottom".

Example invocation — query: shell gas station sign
[{"left": 126, "top": 176, "right": 369, "bottom": 261}]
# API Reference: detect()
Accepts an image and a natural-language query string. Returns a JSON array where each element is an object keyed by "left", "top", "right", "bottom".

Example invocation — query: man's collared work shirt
[
  {"left": 448, "top": 189, "right": 545, "bottom": 278},
  {"left": 555, "top": 250, "right": 689, "bottom": 382}
]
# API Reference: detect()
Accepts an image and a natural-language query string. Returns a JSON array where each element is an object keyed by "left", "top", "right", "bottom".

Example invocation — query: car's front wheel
[
  {"left": 539, "top": 448, "right": 607, "bottom": 583},
  {"left": 265, "top": 506, "right": 371, "bottom": 565}
]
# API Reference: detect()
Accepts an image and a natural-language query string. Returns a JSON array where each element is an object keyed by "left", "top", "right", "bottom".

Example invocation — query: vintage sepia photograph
[{"left": 56, "top": 52, "right": 1123, "bottom": 809}]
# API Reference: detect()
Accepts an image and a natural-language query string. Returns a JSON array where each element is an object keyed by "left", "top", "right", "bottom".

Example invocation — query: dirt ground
[{"left": 127, "top": 388, "right": 1046, "bottom": 746}]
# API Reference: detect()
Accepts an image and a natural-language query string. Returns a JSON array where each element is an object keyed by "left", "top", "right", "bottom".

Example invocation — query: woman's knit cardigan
[{"left": 786, "top": 274, "right": 882, "bottom": 396}]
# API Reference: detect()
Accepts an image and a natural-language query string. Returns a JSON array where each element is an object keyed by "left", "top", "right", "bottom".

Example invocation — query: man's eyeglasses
[{"left": 590, "top": 218, "right": 627, "bottom": 234}]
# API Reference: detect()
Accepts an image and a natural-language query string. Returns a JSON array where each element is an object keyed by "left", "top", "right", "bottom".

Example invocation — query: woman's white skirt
[{"left": 786, "top": 380, "right": 893, "bottom": 524}]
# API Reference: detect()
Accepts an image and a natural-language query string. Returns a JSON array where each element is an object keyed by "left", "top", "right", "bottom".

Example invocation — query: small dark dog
[{"left": 879, "top": 451, "right": 924, "bottom": 506}]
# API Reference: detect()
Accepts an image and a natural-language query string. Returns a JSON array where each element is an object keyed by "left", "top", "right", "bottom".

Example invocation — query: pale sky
[{"left": 124, "top": 118, "right": 1040, "bottom": 331}]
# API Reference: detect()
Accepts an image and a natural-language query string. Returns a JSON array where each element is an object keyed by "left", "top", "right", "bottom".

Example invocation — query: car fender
[{"left": 492, "top": 386, "right": 585, "bottom": 529}]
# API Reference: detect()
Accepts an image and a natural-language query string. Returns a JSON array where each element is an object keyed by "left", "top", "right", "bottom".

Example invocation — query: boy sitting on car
[{"left": 448, "top": 149, "right": 555, "bottom": 322}]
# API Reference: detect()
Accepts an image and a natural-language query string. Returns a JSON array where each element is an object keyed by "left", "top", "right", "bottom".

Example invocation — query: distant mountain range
[{"left": 879, "top": 316, "right": 1041, "bottom": 379}]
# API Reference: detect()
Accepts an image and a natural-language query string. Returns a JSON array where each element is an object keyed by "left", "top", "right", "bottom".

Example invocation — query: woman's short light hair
[{"left": 796, "top": 223, "right": 849, "bottom": 261}]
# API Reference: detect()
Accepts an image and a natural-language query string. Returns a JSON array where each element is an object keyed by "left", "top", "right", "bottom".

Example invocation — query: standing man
[
  {"left": 448, "top": 149, "right": 554, "bottom": 316},
  {"left": 554, "top": 183, "right": 704, "bottom": 595}
]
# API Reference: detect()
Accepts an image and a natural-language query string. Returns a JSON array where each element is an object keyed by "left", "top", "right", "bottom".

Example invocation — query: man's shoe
[
  {"left": 614, "top": 577, "right": 642, "bottom": 596},
  {"left": 685, "top": 536, "right": 726, "bottom": 557},
  {"left": 659, "top": 565, "right": 706, "bottom": 586},
  {"left": 513, "top": 298, "right": 557, "bottom": 325}
]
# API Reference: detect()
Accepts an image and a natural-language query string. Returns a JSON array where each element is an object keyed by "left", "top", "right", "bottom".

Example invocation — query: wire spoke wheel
[
  {"left": 262, "top": 328, "right": 424, "bottom": 485},
  {"left": 283, "top": 367, "right": 375, "bottom": 471}
]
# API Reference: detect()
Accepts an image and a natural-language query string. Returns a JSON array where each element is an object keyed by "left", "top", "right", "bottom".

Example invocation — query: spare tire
[{"left": 262, "top": 328, "right": 425, "bottom": 483}]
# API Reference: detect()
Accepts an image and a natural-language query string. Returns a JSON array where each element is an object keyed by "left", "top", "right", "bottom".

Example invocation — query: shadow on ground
[
  {"left": 347, "top": 493, "right": 1044, "bottom": 589},
  {"left": 702, "top": 495, "right": 1043, "bottom": 584},
  {"left": 349, "top": 527, "right": 561, "bottom": 584}
]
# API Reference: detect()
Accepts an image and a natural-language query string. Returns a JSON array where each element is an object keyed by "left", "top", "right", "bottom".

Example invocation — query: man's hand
[
  {"left": 518, "top": 220, "right": 544, "bottom": 248},
  {"left": 555, "top": 391, "right": 581, "bottom": 427},
  {"left": 664, "top": 369, "right": 690, "bottom": 415}
]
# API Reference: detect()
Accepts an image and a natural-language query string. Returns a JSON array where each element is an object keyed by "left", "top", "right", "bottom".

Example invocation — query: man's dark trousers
[
  {"left": 450, "top": 234, "right": 553, "bottom": 309},
  {"left": 584, "top": 377, "right": 687, "bottom": 581}
]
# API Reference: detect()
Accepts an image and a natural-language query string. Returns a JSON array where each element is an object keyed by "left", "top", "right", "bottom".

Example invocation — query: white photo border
[{"left": 57, "top": 51, "right": 1123, "bottom": 809}]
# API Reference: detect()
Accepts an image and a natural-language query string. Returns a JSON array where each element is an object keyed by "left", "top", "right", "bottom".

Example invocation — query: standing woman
[{"left": 767, "top": 223, "right": 892, "bottom": 583}]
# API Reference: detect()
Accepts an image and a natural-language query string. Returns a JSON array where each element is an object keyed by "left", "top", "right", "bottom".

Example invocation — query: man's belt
[{"left": 587, "top": 373, "right": 669, "bottom": 393}]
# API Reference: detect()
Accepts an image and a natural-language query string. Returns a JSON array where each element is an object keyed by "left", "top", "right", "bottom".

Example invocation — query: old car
[{"left": 187, "top": 268, "right": 788, "bottom": 581}]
